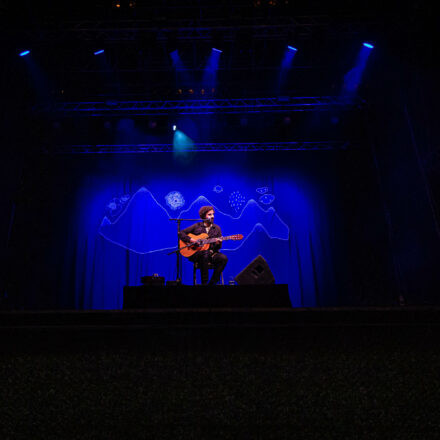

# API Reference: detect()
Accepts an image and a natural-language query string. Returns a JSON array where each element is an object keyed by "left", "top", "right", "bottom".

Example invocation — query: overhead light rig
[
  {"left": 4, "top": 16, "right": 382, "bottom": 43},
  {"left": 48, "top": 141, "right": 354, "bottom": 154},
  {"left": 34, "top": 96, "right": 362, "bottom": 116}
]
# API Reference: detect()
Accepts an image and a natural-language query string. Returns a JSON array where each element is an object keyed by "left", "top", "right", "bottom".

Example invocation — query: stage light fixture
[
  {"left": 341, "top": 42, "right": 374, "bottom": 99},
  {"left": 94, "top": 49, "right": 105, "bottom": 55},
  {"left": 19, "top": 50, "right": 30, "bottom": 57},
  {"left": 112, "top": 1, "right": 121, "bottom": 8},
  {"left": 212, "top": 48, "right": 223, "bottom": 53},
  {"left": 128, "top": 0, "right": 136, "bottom": 7},
  {"left": 173, "top": 125, "right": 177, "bottom": 131},
  {"left": 287, "top": 46, "right": 297, "bottom": 52}
]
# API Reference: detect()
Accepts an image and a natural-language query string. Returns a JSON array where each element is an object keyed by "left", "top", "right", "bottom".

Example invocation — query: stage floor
[{"left": 1, "top": 306, "right": 440, "bottom": 329}]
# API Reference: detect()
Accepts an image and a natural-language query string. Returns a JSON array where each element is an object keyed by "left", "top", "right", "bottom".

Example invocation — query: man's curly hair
[{"left": 199, "top": 205, "right": 214, "bottom": 220}]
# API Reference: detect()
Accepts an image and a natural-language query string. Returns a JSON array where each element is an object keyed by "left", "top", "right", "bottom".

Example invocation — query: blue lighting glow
[
  {"left": 173, "top": 129, "right": 194, "bottom": 152},
  {"left": 170, "top": 50, "right": 193, "bottom": 86},
  {"left": 341, "top": 43, "right": 374, "bottom": 100},
  {"left": 278, "top": 46, "right": 298, "bottom": 93},
  {"left": 170, "top": 50, "right": 179, "bottom": 64},
  {"left": 202, "top": 48, "right": 222, "bottom": 90},
  {"left": 19, "top": 50, "right": 30, "bottom": 57},
  {"left": 94, "top": 49, "right": 105, "bottom": 55}
]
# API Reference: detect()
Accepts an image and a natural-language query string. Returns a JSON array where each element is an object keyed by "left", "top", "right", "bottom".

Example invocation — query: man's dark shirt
[{"left": 178, "top": 222, "right": 222, "bottom": 253}]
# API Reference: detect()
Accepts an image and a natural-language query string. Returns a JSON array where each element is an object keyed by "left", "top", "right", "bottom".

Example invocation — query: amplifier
[{"left": 140, "top": 274, "right": 165, "bottom": 286}]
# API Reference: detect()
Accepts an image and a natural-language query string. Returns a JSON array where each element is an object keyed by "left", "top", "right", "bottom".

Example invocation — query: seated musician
[{"left": 178, "top": 206, "right": 228, "bottom": 285}]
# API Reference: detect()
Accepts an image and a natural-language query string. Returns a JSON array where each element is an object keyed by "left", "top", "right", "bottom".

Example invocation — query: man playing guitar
[{"left": 178, "top": 206, "right": 228, "bottom": 285}]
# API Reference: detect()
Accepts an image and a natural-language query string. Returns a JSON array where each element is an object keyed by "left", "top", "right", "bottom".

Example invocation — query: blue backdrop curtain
[
  {"left": 10, "top": 150, "right": 357, "bottom": 309},
  {"left": 50, "top": 151, "right": 345, "bottom": 309}
]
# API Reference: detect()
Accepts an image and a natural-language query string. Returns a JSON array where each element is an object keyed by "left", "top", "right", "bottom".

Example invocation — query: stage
[
  {"left": 1, "top": 1, "right": 439, "bottom": 437},
  {"left": 123, "top": 283, "right": 292, "bottom": 308}
]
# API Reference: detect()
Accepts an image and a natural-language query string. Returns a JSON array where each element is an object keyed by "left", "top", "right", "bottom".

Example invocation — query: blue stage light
[
  {"left": 170, "top": 49, "right": 179, "bottom": 61},
  {"left": 278, "top": 46, "right": 298, "bottom": 93},
  {"left": 341, "top": 43, "right": 374, "bottom": 100},
  {"left": 94, "top": 49, "right": 105, "bottom": 55},
  {"left": 173, "top": 130, "right": 194, "bottom": 154},
  {"left": 203, "top": 48, "right": 221, "bottom": 90},
  {"left": 19, "top": 50, "right": 30, "bottom": 57}
]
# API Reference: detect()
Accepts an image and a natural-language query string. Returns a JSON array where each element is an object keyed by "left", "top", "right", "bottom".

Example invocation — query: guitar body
[{"left": 179, "top": 233, "right": 210, "bottom": 258}]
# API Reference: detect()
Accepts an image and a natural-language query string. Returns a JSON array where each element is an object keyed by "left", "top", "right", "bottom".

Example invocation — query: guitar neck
[{"left": 204, "top": 235, "right": 234, "bottom": 244}]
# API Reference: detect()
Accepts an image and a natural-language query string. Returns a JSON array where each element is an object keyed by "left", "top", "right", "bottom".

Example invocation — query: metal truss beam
[
  {"left": 35, "top": 96, "right": 358, "bottom": 116},
  {"left": 50, "top": 141, "right": 353, "bottom": 154},
  {"left": 5, "top": 16, "right": 381, "bottom": 43}
]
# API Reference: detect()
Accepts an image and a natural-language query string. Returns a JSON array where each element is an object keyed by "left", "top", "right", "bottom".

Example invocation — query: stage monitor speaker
[{"left": 234, "top": 255, "right": 275, "bottom": 285}]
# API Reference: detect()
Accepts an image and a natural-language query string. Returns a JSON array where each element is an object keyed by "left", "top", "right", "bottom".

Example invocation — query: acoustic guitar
[{"left": 179, "top": 233, "right": 243, "bottom": 258}]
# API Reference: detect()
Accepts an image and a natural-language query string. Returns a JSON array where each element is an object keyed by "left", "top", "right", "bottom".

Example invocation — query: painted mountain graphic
[
  {"left": 99, "top": 190, "right": 289, "bottom": 254},
  {"left": 99, "top": 187, "right": 177, "bottom": 254}
]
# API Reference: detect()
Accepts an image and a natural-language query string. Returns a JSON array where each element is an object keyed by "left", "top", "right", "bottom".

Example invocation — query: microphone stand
[{"left": 168, "top": 218, "right": 200, "bottom": 284}]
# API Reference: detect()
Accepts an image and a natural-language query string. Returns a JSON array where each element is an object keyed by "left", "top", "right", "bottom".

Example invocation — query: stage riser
[{"left": 123, "top": 284, "right": 292, "bottom": 308}]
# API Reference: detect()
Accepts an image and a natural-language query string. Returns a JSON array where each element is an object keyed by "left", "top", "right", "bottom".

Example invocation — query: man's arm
[{"left": 178, "top": 223, "right": 199, "bottom": 244}]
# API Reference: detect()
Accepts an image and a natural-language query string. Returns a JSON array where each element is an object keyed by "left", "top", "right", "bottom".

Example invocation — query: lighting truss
[
  {"left": 35, "top": 96, "right": 359, "bottom": 116},
  {"left": 49, "top": 141, "right": 353, "bottom": 154},
  {"left": 4, "top": 16, "right": 383, "bottom": 43}
]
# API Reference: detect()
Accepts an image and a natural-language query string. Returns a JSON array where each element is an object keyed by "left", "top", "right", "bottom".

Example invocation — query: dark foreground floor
[{"left": 1, "top": 307, "right": 440, "bottom": 439}]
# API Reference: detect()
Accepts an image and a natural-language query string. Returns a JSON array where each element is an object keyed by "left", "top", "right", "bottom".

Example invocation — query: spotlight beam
[{"left": 341, "top": 43, "right": 374, "bottom": 99}]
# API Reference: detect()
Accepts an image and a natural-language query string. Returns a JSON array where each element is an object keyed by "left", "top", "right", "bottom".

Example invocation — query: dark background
[{"left": 0, "top": 0, "right": 439, "bottom": 309}]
